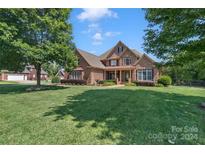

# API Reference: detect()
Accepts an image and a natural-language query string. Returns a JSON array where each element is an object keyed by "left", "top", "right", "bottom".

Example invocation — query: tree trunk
[{"left": 36, "top": 64, "right": 41, "bottom": 87}]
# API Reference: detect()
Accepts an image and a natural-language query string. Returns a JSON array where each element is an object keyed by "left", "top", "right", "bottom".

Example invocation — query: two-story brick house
[{"left": 68, "top": 41, "right": 159, "bottom": 85}]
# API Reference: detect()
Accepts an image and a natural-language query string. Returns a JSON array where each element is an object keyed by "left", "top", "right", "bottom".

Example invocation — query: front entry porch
[{"left": 104, "top": 70, "right": 134, "bottom": 84}]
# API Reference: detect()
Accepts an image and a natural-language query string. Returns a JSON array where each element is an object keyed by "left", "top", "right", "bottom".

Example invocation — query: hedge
[
  {"left": 132, "top": 81, "right": 155, "bottom": 86},
  {"left": 60, "top": 79, "right": 86, "bottom": 85},
  {"left": 98, "top": 80, "right": 116, "bottom": 86},
  {"left": 98, "top": 80, "right": 115, "bottom": 84}
]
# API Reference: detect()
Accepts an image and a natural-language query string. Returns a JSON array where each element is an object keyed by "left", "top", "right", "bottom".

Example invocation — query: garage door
[{"left": 7, "top": 74, "right": 24, "bottom": 81}]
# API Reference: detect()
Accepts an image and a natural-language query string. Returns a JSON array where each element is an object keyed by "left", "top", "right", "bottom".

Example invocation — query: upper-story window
[
  {"left": 123, "top": 57, "right": 132, "bottom": 65},
  {"left": 117, "top": 46, "right": 124, "bottom": 54},
  {"left": 110, "top": 60, "right": 117, "bottom": 66}
]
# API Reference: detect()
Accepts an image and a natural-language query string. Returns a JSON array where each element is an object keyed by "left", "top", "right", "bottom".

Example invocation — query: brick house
[
  {"left": 68, "top": 41, "right": 160, "bottom": 85},
  {"left": 0, "top": 65, "right": 48, "bottom": 81}
]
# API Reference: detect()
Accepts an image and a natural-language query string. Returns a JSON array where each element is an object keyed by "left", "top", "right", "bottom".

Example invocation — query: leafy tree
[
  {"left": 42, "top": 62, "right": 61, "bottom": 77},
  {"left": 143, "top": 9, "right": 205, "bottom": 64},
  {"left": 164, "top": 60, "right": 205, "bottom": 83},
  {"left": 0, "top": 9, "right": 77, "bottom": 86}
]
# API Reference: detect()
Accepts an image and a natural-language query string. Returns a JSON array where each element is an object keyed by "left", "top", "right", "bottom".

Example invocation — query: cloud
[
  {"left": 92, "top": 33, "right": 103, "bottom": 41},
  {"left": 88, "top": 23, "right": 99, "bottom": 29},
  {"left": 92, "top": 32, "right": 103, "bottom": 45},
  {"left": 104, "top": 31, "right": 121, "bottom": 37},
  {"left": 81, "top": 23, "right": 102, "bottom": 34},
  {"left": 77, "top": 8, "right": 118, "bottom": 21}
]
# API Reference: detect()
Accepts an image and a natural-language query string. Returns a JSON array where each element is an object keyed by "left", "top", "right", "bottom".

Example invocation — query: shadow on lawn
[
  {"left": 0, "top": 84, "right": 69, "bottom": 94},
  {"left": 44, "top": 88, "right": 205, "bottom": 144}
]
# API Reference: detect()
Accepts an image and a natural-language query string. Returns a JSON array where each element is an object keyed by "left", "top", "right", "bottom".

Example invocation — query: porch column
[
  {"left": 119, "top": 70, "right": 122, "bottom": 83},
  {"left": 129, "top": 69, "right": 131, "bottom": 83},
  {"left": 104, "top": 70, "right": 106, "bottom": 80},
  {"left": 115, "top": 69, "right": 118, "bottom": 84}
]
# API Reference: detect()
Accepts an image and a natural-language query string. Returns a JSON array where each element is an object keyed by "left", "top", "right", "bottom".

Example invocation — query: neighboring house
[
  {"left": 56, "top": 69, "right": 66, "bottom": 79},
  {"left": 67, "top": 41, "right": 159, "bottom": 84},
  {"left": 0, "top": 65, "right": 48, "bottom": 81}
]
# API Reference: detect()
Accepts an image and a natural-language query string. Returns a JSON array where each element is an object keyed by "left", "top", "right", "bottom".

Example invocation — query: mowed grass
[
  {"left": 0, "top": 84, "right": 205, "bottom": 144},
  {"left": 0, "top": 81, "right": 18, "bottom": 84}
]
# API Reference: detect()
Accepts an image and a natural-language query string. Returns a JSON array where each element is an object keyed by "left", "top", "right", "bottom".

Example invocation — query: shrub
[
  {"left": 98, "top": 80, "right": 116, "bottom": 86},
  {"left": 98, "top": 80, "right": 116, "bottom": 85},
  {"left": 132, "top": 81, "right": 139, "bottom": 86},
  {"left": 102, "top": 81, "right": 115, "bottom": 86},
  {"left": 158, "top": 75, "right": 172, "bottom": 86},
  {"left": 98, "top": 80, "right": 115, "bottom": 84},
  {"left": 60, "top": 79, "right": 86, "bottom": 85},
  {"left": 51, "top": 76, "right": 60, "bottom": 83},
  {"left": 125, "top": 82, "right": 136, "bottom": 86},
  {"left": 155, "top": 83, "right": 164, "bottom": 87},
  {"left": 132, "top": 81, "right": 155, "bottom": 86}
]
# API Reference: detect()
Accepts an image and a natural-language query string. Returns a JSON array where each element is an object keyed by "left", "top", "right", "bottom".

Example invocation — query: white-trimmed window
[
  {"left": 110, "top": 60, "right": 117, "bottom": 66},
  {"left": 70, "top": 71, "right": 81, "bottom": 80},
  {"left": 137, "top": 69, "right": 153, "bottom": 81},
  {"left": 123, "top": 57, "right": 132, "bottom": 65}
]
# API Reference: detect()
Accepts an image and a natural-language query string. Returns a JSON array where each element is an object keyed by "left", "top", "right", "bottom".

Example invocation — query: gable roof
[
  {"left": 134, "top": 53, "right": 156, "bottom": 65},
  {"left": 56, "top": 69, "right": 65, "bottom": 76},
  {"left": 76, "top": 49, "right": 105, "bottom": 69},
  {"left": 99, "top": 46, "right": 114, "bottom": 60},
  {"left": 22, "top": 68, "right": 30, "bottom": 74},
  {"left": 76, "top": 41, "right": 156, "bottom": 68},
  {"left": 131, "top": 49, "right": 142, "bottom": 57},
  {"left": 41, "top": 69, "right": 48, "bottom": 75},
  {"left": 99, "top": 41, "right": 142, "bottom": 60}
]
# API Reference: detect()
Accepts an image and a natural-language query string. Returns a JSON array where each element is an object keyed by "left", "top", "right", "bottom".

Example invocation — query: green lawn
[
  {"left": 0, "top": 84, "right": 204, "bottom": 144},
  {"left": 0, "top": 81, "right": 18, "bottom": 84}
]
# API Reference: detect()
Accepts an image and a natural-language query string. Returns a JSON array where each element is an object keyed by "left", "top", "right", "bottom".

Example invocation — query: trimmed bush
[
  {"left": 155, "top": 83, "right": 164, "bottom": 87},
  {"left": 98, "top": 80, "right": 115, "bottom": 84},
  {"left": 158, "top": 75, "right": 172, "bottom": 86},
  {"left": 125, "top": 82, "right": 136, "bottom": 86},
  {"left": 51, "top": 76, "right": 60, "bottom": 83},
  {"left": 60, "top": 79, "right": 86, "bottom": 85},
  {"left": 102, "top": 82, "right": 115, "bottom": 86},
  {"left": 98, "top": 80, "right": 116, "bottom": 86},
  {"left": 132, "top": 81, "right": 155, "bottom": 86}
]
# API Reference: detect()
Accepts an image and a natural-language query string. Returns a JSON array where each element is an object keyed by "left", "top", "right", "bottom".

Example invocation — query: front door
[{"left": 122, "top": 71, "right": 130, "bottom": 82}]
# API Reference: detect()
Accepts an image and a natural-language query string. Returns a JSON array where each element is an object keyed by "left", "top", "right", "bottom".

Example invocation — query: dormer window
[{"left": 117, "top": 46, "right": 123, "bottom": 54}]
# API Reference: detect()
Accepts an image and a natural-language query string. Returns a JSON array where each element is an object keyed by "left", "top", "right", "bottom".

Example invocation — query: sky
[{"left": 70, "top": 8, "right": 159, "bottom": 61}]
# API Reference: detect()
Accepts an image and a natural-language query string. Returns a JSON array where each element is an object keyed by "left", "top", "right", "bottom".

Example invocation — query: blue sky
[{"left": 70, "top": 9, "right": 159, "bottom": 61}]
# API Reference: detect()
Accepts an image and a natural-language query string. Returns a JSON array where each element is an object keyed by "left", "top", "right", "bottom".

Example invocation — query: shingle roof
[
  {"left": 22, "top": 68, "right": 30, "bottom": 74},
  {"left": 99, "top": 41, "right": 143, "bottom": 60},
  {"left": 41, "top": 69, "right": 48, "bottom": 75},
  {"left": 76, "top": 41, "right": 155, "bottom": 69},
  {"left": 77, "top": 49, "right": 105, "bottom": 69},
  {"left": 99, "top": 47, "right": 114, "bottom": 60},
  {"left": 131, "top": 49, "right": 142, "bottom": 57}
]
